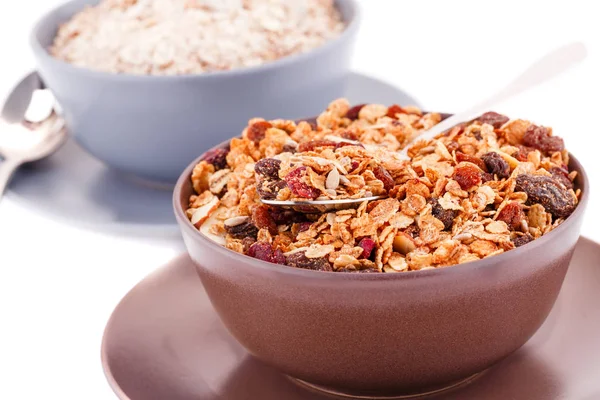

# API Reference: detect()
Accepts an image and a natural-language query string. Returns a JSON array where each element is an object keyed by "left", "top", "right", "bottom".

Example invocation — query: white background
[{"left": 1, "top": 1, "right": 599, "bottom": 399}]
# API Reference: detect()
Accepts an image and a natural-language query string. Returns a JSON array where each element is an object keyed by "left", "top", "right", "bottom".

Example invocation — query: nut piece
[
  {"left": 393, "top": 232, "right": 416, "bottom": 255},
  {"left": 190, "top": 196, "right": 219, "bottom": 228},
  {"left": 209, "top": 168, "right": 231, "bottom": 194},
  {"left": 224, "top": 216, "right": 250, "bottom": 227},
  {"left": 326, "top": 168, "right": 340, "bottom": 190}
]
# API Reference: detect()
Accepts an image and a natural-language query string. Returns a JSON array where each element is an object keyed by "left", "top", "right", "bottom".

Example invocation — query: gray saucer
[{"left": 6, "top": 72, "right": 421, "bottom": 236}]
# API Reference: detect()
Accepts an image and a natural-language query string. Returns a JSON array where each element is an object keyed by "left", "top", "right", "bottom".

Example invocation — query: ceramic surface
[
  {"left": 102, "top": 238, "right": 600, "bottom": 399},
  {"left": 30, "top": 0, "right": 360, "bottom": 183}
]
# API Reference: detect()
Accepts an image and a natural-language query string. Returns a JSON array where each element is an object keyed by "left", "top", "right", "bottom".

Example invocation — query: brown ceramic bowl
[{"left": 173, "top": 123, "right": 589, "bottom": 397}]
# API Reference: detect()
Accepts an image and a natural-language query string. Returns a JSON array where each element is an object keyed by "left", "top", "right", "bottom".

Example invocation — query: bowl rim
[
  {"left": 173, "top": 132, "right": 590, "bottom": 281},
  {"left": 29, "top": 0, "right": 361, "bottom": 81}
]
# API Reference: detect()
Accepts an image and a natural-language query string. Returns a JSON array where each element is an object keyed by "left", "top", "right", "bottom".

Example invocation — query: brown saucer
[{"left": 102, "top": 238, "right": 600, "bottom": 400}]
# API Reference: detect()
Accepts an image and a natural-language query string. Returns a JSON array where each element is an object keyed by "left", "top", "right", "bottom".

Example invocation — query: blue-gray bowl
[{"left": 30, "top": 0, "right": 361, "bottom": 184}]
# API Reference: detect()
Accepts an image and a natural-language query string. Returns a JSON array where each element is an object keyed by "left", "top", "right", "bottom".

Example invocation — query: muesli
[{"left": 185, "top": 99, "right": 580, "bottom": 273}]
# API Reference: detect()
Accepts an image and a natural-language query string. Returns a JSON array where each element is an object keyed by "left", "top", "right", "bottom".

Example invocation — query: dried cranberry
[
  {"left": 456, "top": 152, "right": 487, "bottom": 171},
  {"left": 515, "top": 174, "right": 576, "bottom": 218},
  {"left": 298, "top": 139, "right": 337, "bottom": 153},
  {"left": 481, "top": 152, "right": 510, "bottom": 179},
  {"left": 358, "top": 238, "right": 376, "bottom": 259},
  {"left": 429, "top": 198, "right": 457, "bottom": 231},
  {"left": 349, "top": 161, "right": 360, "bottom": 172},
  {"left": 284, "top": 167, "right": 320, "bottom": 199},
  {"left": 373, "top": 166, "right": 395, "bottom": 192},
  {"left": 201, "top": 148, "right": 229, "bottom": 170},
  {"left": 497, "top": 202, "right": 525, "bottom": 231},
  {"left": 453, "top": 164, "right": 482, "bottom": 190},
  {"left": 225, "top": 221, "right": 259, "bottom": 239},
  {"left": 248, "top": 242, "right": 286, "bottom": 265},
  {"left": 247, "top": 121, "right": 272, "bottom": 142},
  {"left": 345, "top": 104, "right": 366, "bottom": 120},
  {"left": 522, "top": 125, "right": 565, "bottom": 154},
  {"left": 386, "top": 104, "right": 405, "bottom": 119},
  {"left": 255, "top": 158, "right": 281, "bottom": 180},
  {"left": 550, "top": 166, "right": 573, "bottom": 189},
  {"left": 252, "top": 205, "right": 278, "bottom": 235},
  {"left": 285, "top": 251, "right": 333, "bottom": 272},
  {"left": 512, "top": 233, "right": 534, "bottom": 248},
  {"left": 477, "top": 111, "right": 509, "bottom": 129}
]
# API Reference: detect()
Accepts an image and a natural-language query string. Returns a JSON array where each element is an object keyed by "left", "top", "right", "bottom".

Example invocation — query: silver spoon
[
  {"left": 0, "top": 72, "right": 68, "bottom": 201},
  {"left": 262, "top": 42, "right": 587, "bottom": 213}
]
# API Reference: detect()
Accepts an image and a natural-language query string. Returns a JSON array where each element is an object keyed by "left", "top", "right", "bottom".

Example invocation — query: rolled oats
[
  {"left": 186, "top": 99, "right": 580, "bottom": 272},
  {"left": 50, "top": 0, "right": 345, "bottom": 75}
]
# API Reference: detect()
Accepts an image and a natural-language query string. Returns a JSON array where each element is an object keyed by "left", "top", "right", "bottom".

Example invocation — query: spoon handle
[
  {"left": 401, "top": 42, "right": 587, "bottom": 154},
  {"left": 0, "top": 158, "right": 21, "bottom": 201}
]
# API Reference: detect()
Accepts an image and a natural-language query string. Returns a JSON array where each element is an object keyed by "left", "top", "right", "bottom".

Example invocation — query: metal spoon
[
  {"left": 0, "top": 72, "right": 67, "bottom": 201},
  {"left": 262, "top": 42, "right": 587, "bottom": 213}
]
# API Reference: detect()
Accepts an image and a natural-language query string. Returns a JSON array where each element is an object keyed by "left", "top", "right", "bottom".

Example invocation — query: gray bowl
[{"left": 29, "top": 0, "right": 360, "bottom": 184}]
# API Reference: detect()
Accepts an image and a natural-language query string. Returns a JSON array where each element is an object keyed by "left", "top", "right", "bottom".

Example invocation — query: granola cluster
[
  {"left": 186, "top": 99, "right": 580, "bottom": 273},
  {"left": 50, "top": 0, "right": 345, "bottom": 75}
]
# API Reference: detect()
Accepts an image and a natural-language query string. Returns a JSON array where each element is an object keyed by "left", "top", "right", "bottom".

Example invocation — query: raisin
[
  {"left": 248, "top": 242, "right": 286, "bottom": 265},
  {"left": 247, "top": 121, "right": 272, "bottom": 142},
  {"left": 477, "top": 111, "right": 509, "bottom": 129},
  {"left": 386, "top": 104, "right": 405, "bottom": 118},
  {"left": 341, "top": 131, "right": 358, "bottom": 141},
  {"left": 257, "top": 179, "right": 287, "bottom": 200},
  {"left": 285, "top": 167, "right": 320, "bottom": 199},
  {"left": 242, "top": 237, "right": 256, "bottom": 254},
  {"left": 472, "top": 131, "right": 483, "bottom": 141},
  {"left": 550, "top": 166, "right": 573, "bottom": 189},
  {"left": 358, "top": 238, "right": 376, "bottom": 259},
  {"left": 453, "top": 164, "right": 482, "bottom": 190},
  {"left": 298, "top": 139, "right": 336, "bottom": 153},
  {"left": 269, "top": 208, "right": 306, "bottom": 225},
  {"left": 373, "top": 166, "right": 395, "bottom": 192},
  {"left": 255, "top": 158, "right": 281, "bottom": 180},
  {"left": 404, "top": 224, "right": 420, "bottom": 238},
  {"left": 201, "top": 148, "right": 229, "bottom": 170},
  {"left": 429, "top": 198, "right": 457, "bottom": 231},
  {"left": 252, "top": 205, "right": 278, "bottom": 235},
  {"left": 456, "top": 152, "right": 487, "bottom": 171},
  {"left": 497, "top": 202, "right": 525, "bottom": 231},
  {"left": 446, "top": 142, "right": 460, "bottom": 153},
  {"left": 285, "top": 251, "right": 332, "bottom": 272},
  {"left": 481, "top": 152, "right": 510, "bottom": 179},
  {"left": 281, "top": 144, "right": 297, "bottom": 154},
  {"left": 522, "top": 125, "right": 565, "bottom": 154},
  {"left": 481, "top": 172, "right": 495, "bottom": 183},
  {"left": 225, "top": 221, "right": 259, "bottom": 239},
  {"left": 512, "top": 233, "right": 534, "bottom": 248},
  {"left": 345, "top": 104, "right": 366, "bottom": 120},
  {"left": 515, "top": 174, "right": 576, "bottom": 218},
  {"left": 298, "top": 222, "right": 312, "bottom": 232}
]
